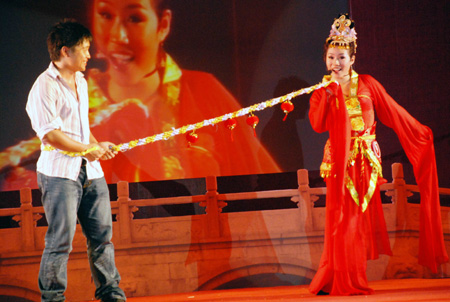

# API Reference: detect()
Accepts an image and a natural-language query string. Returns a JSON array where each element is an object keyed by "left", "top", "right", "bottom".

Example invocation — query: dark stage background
[
  {"left": 0, "top": 1, "right": 448, "bottom": 212},
  {"left": 350, "top": 0, "right": 450, "bottom": 188}
]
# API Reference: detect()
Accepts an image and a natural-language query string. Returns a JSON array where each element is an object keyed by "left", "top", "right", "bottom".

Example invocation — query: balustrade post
[
  {"left": 19, "top": 187, "right": 36, "bottom": 251},
  {"left": 204, "top": 176, "right": 222, "bottom": 238},
  {"left": 392, "top": 163, "right": 407, "bottom": 228},
  {"left": 297, "top": 169, "right": 314, "bottom": 231},
  {"left": 117, "top": 181, "right": 132, "bottom": 244}
]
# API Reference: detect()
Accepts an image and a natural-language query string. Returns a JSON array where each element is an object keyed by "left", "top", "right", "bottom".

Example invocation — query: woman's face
[
  {"left": 325, "top": 47, "right": 355, "bottom": 81},
  {"left": 93, "top": 0, "right": 171, "bottom": 86}
]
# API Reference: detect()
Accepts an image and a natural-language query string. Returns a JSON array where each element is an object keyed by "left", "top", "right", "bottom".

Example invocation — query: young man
[{"left": 26, "top": 19, "right": 126, "bottom": 302}]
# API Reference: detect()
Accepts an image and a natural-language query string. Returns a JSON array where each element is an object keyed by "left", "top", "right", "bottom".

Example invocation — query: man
[{"left": 26, "top": 19, "right": 126, "bottom": 302}]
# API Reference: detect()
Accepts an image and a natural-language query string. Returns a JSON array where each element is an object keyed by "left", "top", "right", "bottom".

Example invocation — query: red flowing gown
[{"left": 308, "top": 73, "right": 448, "bottom": 295}]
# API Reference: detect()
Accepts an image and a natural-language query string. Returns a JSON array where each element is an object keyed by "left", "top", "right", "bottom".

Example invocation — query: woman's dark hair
[
  {"left": 47, "top": 19, "right": 93, "bottom": 62},
  {"left": 152, "top": 0, "right": 171, "bottom": 20}
]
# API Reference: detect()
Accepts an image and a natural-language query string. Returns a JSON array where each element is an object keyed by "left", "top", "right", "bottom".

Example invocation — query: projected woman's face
[{"left": 93, "top": 0, "right": 170, "bottom": 86}]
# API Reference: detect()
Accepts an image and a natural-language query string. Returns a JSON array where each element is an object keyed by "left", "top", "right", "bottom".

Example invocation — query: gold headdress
[{"left": 326, "top": 14, "right": 357, "bottom": 51}]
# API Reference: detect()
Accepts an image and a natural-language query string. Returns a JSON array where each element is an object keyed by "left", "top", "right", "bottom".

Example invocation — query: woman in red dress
[{"left": 308, "top": 14, "right": 448, "bottom": 295}]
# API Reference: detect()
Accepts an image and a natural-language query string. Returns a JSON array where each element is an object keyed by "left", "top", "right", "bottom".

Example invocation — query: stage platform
[{"left": 87, "top": 278, "right": 450, "bottom": 302}]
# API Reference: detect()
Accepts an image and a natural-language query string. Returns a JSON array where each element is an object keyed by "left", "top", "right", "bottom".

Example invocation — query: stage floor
[{"left": 92, "top": 278, "right": 450, "bottom": 302}]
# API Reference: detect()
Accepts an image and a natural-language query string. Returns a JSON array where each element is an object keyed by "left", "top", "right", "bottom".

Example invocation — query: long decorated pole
[{"left": 44, "top": 80, "right": 333, "bottom": 156}]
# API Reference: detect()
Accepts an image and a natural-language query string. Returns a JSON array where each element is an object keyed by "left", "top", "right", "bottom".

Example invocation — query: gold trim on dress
[{"left": 319, "top": 71, "right": 383, "bottom": 212}]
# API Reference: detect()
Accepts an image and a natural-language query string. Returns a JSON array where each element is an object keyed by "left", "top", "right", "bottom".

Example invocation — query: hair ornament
[{"left": 326, "top": 14, "right": 357, "bottom": 51}]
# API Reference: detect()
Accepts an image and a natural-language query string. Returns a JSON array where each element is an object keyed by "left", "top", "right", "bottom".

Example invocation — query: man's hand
[
  {"left": 84, "top": 143, "right": 105, "bottom": 162},
  {"left": 98, "top": 142, "right": 118, "bottom": 160}
]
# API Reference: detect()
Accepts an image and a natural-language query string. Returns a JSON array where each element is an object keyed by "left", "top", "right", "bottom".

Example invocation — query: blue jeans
[{"left": 37, "top": 165, "right": 126, "bottom": 302}]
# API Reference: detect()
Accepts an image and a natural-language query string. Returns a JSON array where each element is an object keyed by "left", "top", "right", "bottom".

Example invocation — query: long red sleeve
[
  {"left": 309, "top": 82, "right": 351, "bottom": 209},
  {"left": 364, "top": 74, "right": 448, "bottom": 272}
]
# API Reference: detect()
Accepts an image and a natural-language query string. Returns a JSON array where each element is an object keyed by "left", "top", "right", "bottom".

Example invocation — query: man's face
[
  {"left": 67, "top": 39, "right": 91, "bottom": 72},
  {"left": 92, "top": 0, "right": 171, "bottom": 86}
]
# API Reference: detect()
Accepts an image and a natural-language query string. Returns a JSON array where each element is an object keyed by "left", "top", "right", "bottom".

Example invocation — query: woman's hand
[{"left": 326, "top": 81, "right": 340, "bottom": 97}]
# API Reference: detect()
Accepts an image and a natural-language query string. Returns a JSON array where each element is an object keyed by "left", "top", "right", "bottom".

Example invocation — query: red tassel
[
  {"left": 246, "top": 114, "right": 259, "bottom": 137},
  {"left": 281, "top": 100, "right": 294, "bottom": 121},
  {"left": 186, "top": 131, "right": 199, "bottom": 147},
  {"left": 225, "top": 118, "right": 237, "bottom": 142}
]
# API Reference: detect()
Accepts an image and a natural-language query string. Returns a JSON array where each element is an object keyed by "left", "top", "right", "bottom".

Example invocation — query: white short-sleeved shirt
[{"left": 26, "top": 62, "right": 104, "bottom": 181}]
